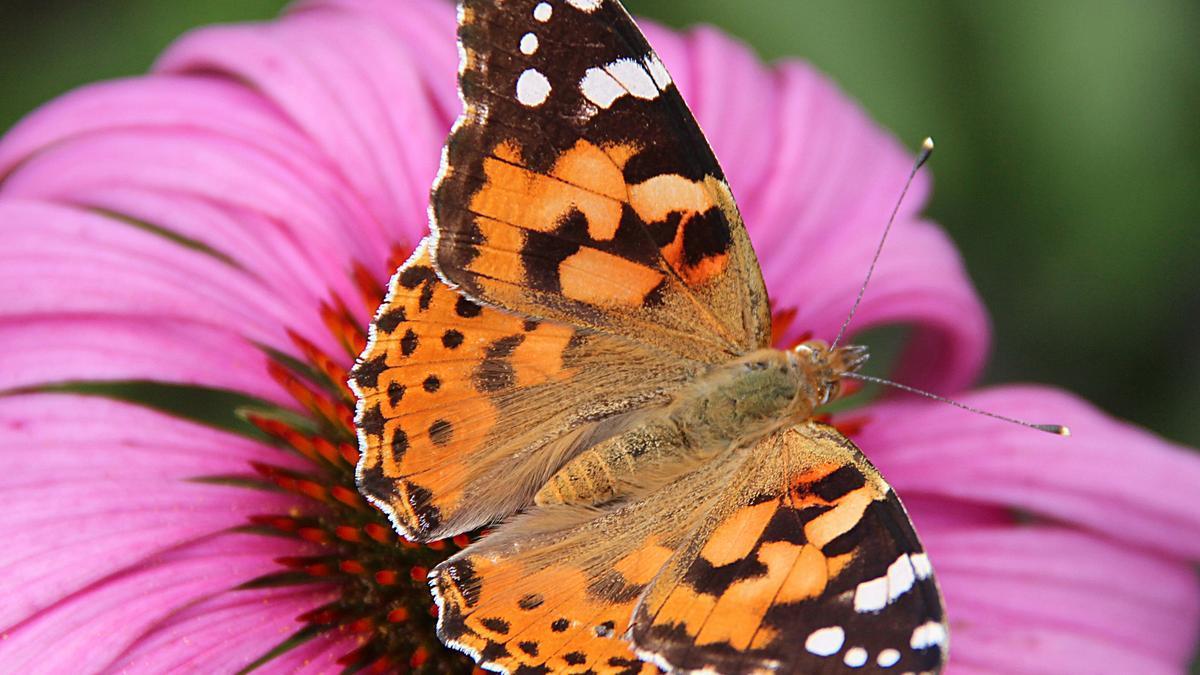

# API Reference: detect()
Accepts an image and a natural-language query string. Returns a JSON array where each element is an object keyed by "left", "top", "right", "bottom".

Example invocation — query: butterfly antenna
[
  {"left": 831, "top": 137, "right": 935, "bottom": 350},
  {"left": 830, "top": 139, "right": 1068, "bottom": 438},
  {"left": 844, "top": 372, "right": 1070, "bottom": 436}
]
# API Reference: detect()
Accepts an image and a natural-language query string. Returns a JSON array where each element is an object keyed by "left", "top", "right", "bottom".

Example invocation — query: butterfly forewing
[
  {"left": 432, "top": 0, "right": 771, "bottom": 363},
  {"left": 352, "top": 240, "right": 705, "bottom": 540}
]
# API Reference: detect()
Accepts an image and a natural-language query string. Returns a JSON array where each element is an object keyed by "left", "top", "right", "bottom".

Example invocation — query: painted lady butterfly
[{"left": 351, "top": 1, "right": 947, "bottom": 672}]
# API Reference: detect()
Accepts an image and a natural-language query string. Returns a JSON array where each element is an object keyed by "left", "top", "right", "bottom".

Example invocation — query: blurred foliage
[{"left": 1, "top": 0, "right": 1197, "bottom": 447}]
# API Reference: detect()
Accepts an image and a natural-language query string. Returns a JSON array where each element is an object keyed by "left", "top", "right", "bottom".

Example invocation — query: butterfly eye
[{"left": 819, "top": 379, "right": 841, "bottom": 405}]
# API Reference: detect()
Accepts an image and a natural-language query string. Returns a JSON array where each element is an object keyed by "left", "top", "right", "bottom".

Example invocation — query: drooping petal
[
  {"left": 107, "top": 586, "right": 347, "bottom": 673},
  {"left": 927, "top": 527, "right": 1199, "bottom": 673},
  {"left": 858, "top": 385, "right": 1200, "bottom": 559},
  {"left": 777, "top": 217, "right": 987, "bottom": 394},
  {"left": 0, "top": 77, "right": 304, "bottom": 183},
  {"left": 0, "top": 534, "right": 324, "bottom": 673},
  {"left": 0, "top": 394, "right": 307, "bottom": 630}
]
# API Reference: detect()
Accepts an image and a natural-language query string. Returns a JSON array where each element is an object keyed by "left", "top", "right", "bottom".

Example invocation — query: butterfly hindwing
[
  {"left": 430, "top": 422, "right": 946, "bottom": 674},
  {"left": 432, "top": 0, "right": 771, "bottom": 363},
  {"left": 631, "top": 423, "right": 947, "bottom": 674},
  {"left": 431, "top": 440, "right": 744, "bottom": 674},
  {"left": 352, "top": 239, "right": 704, "bottom": 540}
]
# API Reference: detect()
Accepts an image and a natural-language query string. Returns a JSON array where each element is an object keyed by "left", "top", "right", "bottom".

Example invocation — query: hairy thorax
[{"left": 535, "top": 342, "right": 868, "bottom": 506}]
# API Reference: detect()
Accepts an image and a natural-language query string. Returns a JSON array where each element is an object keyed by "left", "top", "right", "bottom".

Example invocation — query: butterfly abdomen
[{"left": 534, "top": 416, "right": 688, "bottom": 506}]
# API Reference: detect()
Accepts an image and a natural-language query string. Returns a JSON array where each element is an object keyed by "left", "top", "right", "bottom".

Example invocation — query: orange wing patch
[
  {"left": 558, "top": 247, "right": 665, "bottom": 307},
  {"left": 477, "top": 139, "right": 632, "bottom": 239},
  {"left": 435, "top": 135, "right": 771, "bottom": 361},
  {"left": 626, "top": 173, "right": 731, "bottom": 286},
  {"left": 636, "top": 478, "right": 858, "bottom": 656},
  {"left": 464, "top": 138, "right": 670, "bottom": 308}
]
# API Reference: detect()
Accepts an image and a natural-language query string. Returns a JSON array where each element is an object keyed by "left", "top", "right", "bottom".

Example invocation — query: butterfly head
[{"left": 792, "top": 340, "right": 869, "bottom": 405}]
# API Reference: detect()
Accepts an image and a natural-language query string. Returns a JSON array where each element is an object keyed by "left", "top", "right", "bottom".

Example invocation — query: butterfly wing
[
  {"left": 430, "top": 440, "right": 743, "bottom": 674},
  {"left": 432, "top": 0, "right": 771, "bottom": 363},
  {"left": 352, "top": 240, "right": 704, "bottom": 540},
  {"left": 631, "top": 422, "right": 947, "bottom": 674},
  {"left": 431, "top": 421, "right": 946, "bottom": 674}
]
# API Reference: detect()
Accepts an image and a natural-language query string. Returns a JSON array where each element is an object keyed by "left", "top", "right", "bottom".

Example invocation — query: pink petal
[
  {"left": 1, "top": 534, "right": 323, "bottom": 672},
  {"left": 0, "top": 78, "right": 370, "bottom": 312},
  {"left": 156, "top": 3, "right": 455, "bottom": 271},
  {"left": 0, "top": 394, "right": 307, "bottom": 629},
  {"left": 781, "top": 217, "right": 987, "bottom": 394},
  {"left": 85, "top": 186, "right": 368, "bottom": 322},
  {"left": 0, "top": 201, "right": 337, "bottom": 356},
  {"left": 108, "top": 587, "right": 347, "bottom": 673},
  {"left": 2, "top": 129, "right": 373, "bottom": 291},
  {"left": 929, "top": 527, "right": 1199, "bottom": 673},
  {"left": 0, "top": 316, "right": 286, "bottom": 403},
  {"left": 901, "top": 494, "right": 1015, "bottom": 531},
  {"left": 290, "top": 0, "right": 460, "bottom": 119},
  {"left": 0, "top": 77, "right": 303, "bottom": 183},
  {"left": 858, "top": 385, "right": 1200, "bottom": 559}
]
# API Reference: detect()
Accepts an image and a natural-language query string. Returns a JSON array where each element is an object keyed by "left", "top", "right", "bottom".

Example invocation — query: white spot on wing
[
  {"left": 877, "top": 648, "right": 901, "bottom": 667},
  {"left": 520, "top": 33, "right": 539, "bottom": 55},
  {"left": 854, "top": 576, "right": 888, "bottom": 613},
  {"left": 580, "top": 67, "right": 624, "bottom": 108},
  {"left": 856, "top": 553, "right": 922, "bottom": 613},
  {"left": 533, "top": 2, "right": 552, "bottom": 22},
  {"left": 910, "top": 552, "right": 933, "bottom": 579},
  {"left": 516, "top": 68, "right": 552, "bottom": 107},
  {"left": 643, "top": 53, "right": 673, "bottom": 88},
  {"left": 606, "top": 57, "right": 658, "bottom": 99},
  {"left": 567, "top": 0, "right": 602, "bottom": 11},
  {"left": 910, "top": 621, "right": 947, "bottom": 650},
  {"left": 577, "top": 55, "right": 668, "bottom": 112},
  {"left": 843, "top": 647, "right": 868, "bottom": 668},
  {"left": 888, "top": 553, "right": 917, "bottom": 601},
  {"left": 804, "top": 626, "right": 845, "bottom": 657}
]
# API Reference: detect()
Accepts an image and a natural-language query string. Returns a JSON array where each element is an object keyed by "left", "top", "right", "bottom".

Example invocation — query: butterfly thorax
[
  {"left": 670, "top": 341, "right": 869, "bottom": 452},
  {"left": 535, "top": 341, "right": 868, "bottom": 507}
]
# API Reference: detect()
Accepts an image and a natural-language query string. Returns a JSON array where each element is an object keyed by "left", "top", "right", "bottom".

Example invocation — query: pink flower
[{"left": 1, "top": 0, "right": 1197, "bottom": 672}]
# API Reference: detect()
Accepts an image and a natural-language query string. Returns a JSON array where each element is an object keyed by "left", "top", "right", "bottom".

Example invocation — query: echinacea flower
[{"left": 1, "top": 0, "right": 1197, "bottom": 672}]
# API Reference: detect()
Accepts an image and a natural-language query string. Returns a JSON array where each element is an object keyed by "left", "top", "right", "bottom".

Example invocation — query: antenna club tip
[
  {"left": 1034, "top": 424, "right": 1071, "bottom": 437},
  {"left": 922, "top": 137, "right": 935, "bottom": 151}
]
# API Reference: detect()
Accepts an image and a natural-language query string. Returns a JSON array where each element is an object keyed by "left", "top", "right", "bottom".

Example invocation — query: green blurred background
[{"left": 1, "top": 0, "right": 1197, "bottom": 448}]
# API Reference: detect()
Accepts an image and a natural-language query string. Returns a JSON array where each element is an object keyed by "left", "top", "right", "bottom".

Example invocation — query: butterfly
[{"left": 350, "top": 1, "right": 948, "bottom": 673}]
